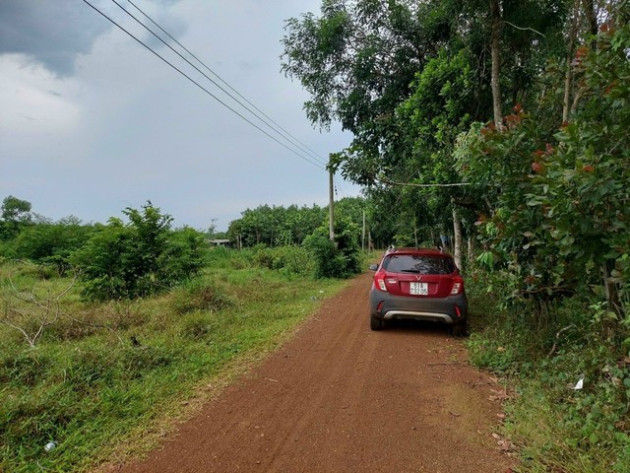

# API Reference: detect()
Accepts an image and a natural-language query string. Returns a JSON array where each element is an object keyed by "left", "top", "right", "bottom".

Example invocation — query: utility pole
[
  {"left": 329, "top": 165, "right": 335, "bottom": 242},
  {"left": 362, "top": 210, "right": 366, "bottom": 251}
]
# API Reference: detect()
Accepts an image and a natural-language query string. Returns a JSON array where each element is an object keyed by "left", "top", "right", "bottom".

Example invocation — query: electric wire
[
  {"left": 125, "top": 0, "right": 328, "bottom": 166},
  {"left": 81, "top": 0, "right": 325, "bottom": 170},
  {"left": 114, "top": 0, "right": 326, "bottom": 167}
]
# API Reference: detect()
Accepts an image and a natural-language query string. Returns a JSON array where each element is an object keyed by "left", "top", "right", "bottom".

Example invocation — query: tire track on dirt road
[{"left": 109, "top": 273, "right": 513, "bottom": 473}]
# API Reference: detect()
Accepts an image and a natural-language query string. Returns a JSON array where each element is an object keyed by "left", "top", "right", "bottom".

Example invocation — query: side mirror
[{"left": 369, "top": 264, "right": 378, "bottom": 271}]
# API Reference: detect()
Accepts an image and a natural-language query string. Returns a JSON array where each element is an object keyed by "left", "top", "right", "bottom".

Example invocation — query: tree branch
[
  {"left": 376, "top": 176, "right": 471, "bottom": 188},
  {"left": 504, "top": 21, "right": 546, "bottom": 38},
  {"left": 548, "top": 324, "right": 576, "bottom": 357}
]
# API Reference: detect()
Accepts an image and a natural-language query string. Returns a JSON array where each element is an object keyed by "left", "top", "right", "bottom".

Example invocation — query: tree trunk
[
  {"left": 601, "top": 262, "right": 622, "bottom": 341},
  {"left": 490, "top": 0, "right": 503, "bottom": 130},
  {"left": 452, "top": 207, "right": 463, "bottom": 271},
  {"left": 467, "top": 236, "right": 474, "bottom": 267},
  {"left": 414, "top": 217, "right": 419, "bottom": 248},
  {"left": 582, "top": 0, "right": 598, "bottom": 50},
  {"left": 362, "top": 211, "right": 366, "bottom": 251},
  {"left": 563, "top": 0, "right": 580, "bottom": 123}
]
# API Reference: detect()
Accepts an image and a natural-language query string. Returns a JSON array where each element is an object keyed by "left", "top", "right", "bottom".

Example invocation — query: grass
[
  {"left": 465, "top": 268, "right": 630, "bottom": 473},
  {"left": 0, "top": 251, "right": 351, "bottom": 472}
]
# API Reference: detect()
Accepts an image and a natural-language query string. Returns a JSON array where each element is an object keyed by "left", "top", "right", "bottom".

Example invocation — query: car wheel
[
  {"left": 451, "top": 320, "right": 468, "bottom": 337},
  {"left": 370, "top": 314, "right": 384, "bottom": 331}
]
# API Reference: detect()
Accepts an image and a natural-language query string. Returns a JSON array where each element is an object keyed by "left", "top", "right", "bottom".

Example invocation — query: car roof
[{"left": 386, "top": 247, "right": 451, "bottom": 257}]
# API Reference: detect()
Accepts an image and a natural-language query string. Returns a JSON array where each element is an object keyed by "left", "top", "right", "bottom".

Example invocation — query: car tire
[
  {"left": 451, "top": 320, "right": 468, "bottom": 337},
  {"left": 370, "top": 314, "right": 384, "bottom": 331}
]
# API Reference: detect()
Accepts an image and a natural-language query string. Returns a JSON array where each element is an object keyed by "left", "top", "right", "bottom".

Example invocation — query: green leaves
[
  {"left": 456, "top": 21, "right": 630, "bottom": 336},
  {"left": 72, "top": 203, "right": 206, "bottom": 301}
]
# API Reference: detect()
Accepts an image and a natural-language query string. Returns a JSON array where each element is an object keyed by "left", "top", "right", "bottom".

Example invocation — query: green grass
[
  {"left": 465, "top": 268, "right": 630, "bottom": 473},
  {"left": 0, "top": 252, "right": 351, "bottom": 472}
]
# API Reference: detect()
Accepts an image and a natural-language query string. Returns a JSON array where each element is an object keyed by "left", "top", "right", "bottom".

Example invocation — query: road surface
[{"left": 110, "top": 273, "right": 513, "bottom": 473}]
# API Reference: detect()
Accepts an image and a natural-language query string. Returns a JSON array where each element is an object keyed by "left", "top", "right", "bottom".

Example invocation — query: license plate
[{"left": 409, "top": 282, "right": 428, "bottom": 295}]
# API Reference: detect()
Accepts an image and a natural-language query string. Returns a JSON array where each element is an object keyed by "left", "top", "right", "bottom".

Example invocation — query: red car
[{"left": 369, "top": 247, "right": 468, "bottom": 334}]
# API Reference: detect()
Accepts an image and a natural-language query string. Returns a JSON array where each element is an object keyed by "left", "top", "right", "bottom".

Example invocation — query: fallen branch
[{"left": 547, "top": 324, "right": 576, "bottom": 358}]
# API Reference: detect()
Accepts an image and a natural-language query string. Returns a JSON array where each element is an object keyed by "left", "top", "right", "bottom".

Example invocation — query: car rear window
[{"left": 382, "top": 254, "right": 455, "bottom": 275}]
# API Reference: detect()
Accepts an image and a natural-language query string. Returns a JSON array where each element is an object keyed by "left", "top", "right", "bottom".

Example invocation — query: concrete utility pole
[
  {"left": 329, "top": 166, "right": 335, "bottom": 242},
  {"left": 362, "top": 210, "right": 366, "bottom": 251}
]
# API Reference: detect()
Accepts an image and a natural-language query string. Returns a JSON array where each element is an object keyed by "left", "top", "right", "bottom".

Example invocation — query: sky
[{"left": 0, "top": 0, "right": 361, "bottom": 232}]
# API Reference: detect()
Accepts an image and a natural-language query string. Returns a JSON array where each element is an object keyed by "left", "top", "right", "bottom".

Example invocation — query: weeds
[
  {"left": 1, "top": 267, "right": 77, "bottom": 347},
  {"left": 467, "top": 267, "right": 630, "bottom": 473},
  {"left": 0, "top": 249, "right": 347, "bottom": 472}
]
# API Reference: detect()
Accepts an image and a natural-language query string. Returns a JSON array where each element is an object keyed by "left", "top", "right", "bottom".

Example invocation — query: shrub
[
  {"left": 249, "top": 245, "right": 314, "bottom": 277},
  {"left": 303, "top": 234, "right": 345, "bottom": 278},
  {"left": 303, "top": 217, "right": 361, "bottom": 279},
  {"left": 12, "top": 222, "right": 94, "bottom": 264},
  {"left": 157, "top": 227, "right": 208, "bottom": 286},
  {"left": 72, "top": 203, "right": 207, "bottom": 301}
]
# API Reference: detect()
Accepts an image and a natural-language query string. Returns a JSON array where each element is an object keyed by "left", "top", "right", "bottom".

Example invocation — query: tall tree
[
  {"left": 0, "top": 196, "right": 32, "bottom": 240},
  {"left": 283, "top": 0, "right": 569, "bottom": 248}
]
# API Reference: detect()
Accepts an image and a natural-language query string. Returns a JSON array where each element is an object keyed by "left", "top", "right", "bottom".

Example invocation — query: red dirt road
[{"left": 113, "top": 273, "right": 513, "bottom": 473}]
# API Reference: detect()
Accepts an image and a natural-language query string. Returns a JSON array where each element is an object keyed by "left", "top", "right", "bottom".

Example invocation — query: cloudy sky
[{"left": 0, "top": 0, "right": 360, "bottom": 231}]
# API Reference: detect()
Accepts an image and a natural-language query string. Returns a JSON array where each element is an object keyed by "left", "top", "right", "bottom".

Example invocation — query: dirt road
[{"left": 113, "top": 273, "right": 513, "bottom": 473}]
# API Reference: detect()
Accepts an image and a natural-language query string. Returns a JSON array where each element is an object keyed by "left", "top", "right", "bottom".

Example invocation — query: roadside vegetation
[
  {"left": 2, "top": 1, "right": 629, "bottom": 472},
  {"left": 283, "top": 1, "right": 629, "bottom": 472},
  {"left": 0, "top": 199, "right": 367, "bottom": 472}
]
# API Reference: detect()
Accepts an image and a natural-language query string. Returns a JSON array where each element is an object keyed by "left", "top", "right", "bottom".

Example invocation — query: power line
[
  {"left": 81, "top": 0, "right": 325, "bottom": 170},
  {"left": 124, "top": 0, "right": 327, "bottom": 166},
  {"left": 114, "top": 0, "right": 326, "bottom": 166}
]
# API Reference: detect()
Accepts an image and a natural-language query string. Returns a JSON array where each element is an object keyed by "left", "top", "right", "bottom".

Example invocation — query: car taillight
[
  {"left": 450, "top": 280, "right": 463, "bottom": 295},
  {"left": 374, "top": 272, "right": 388, "bottom": 292}
]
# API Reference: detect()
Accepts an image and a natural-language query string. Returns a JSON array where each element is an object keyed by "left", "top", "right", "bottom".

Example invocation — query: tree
[
  {"left": 282, "top": 0, "right": 432, "bottom": 163},
  {"left": 72, "top": 202, "right": 206, "bottom": 300},
  {"left": 283, "top": 0, "right": 569, "bottom": 249},
  {"left": 228, "top": 204, "right": 327, "bottom": 248},
  {"left": 0, "top": 196, "right": 32, "bottom": 240},
  {"left": 455, "top": 16, "right": 630, "bottom": 319},
  {"left": 12, "top": 220, "right": 94, "bottom": 275},
  {"left": 490, "top": 0, "right": 504, "bottom": 129}
]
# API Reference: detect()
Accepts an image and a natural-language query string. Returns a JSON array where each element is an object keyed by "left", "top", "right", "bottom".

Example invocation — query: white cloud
[
  {"left": 0, "top": 55, "right": 81, "bottom": 137},
  {"left": 0, "top": 0, "right": 360, "bottom": 231}
]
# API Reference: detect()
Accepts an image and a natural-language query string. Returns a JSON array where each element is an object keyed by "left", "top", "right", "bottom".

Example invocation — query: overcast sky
[{"left": 0, "top": 0, "right": 361, "bottom": 231}]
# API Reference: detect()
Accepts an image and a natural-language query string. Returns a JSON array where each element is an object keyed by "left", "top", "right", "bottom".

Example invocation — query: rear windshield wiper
[{"left": 400, "top": 269, "right": 421, "bottom": 273}]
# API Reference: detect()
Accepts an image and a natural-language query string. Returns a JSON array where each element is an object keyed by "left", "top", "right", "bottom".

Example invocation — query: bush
[
  {"left": 274, "top": 246, "right": 314, "bottom": 277},
  {"left": 157, "top": 227, "right": 208, "bottom": 286},
  {"left": 12, "top": 222, "right": 94, "bottom": 264},
  {"left": 303, "top": 217, "right": 361, "bottom": 279},
  {"left": 72, "top": 203, "right": 207, "bottom": 301},
  {"left": 466, "top": 265, "right": 630, "bottom": 473},
  {"left": 249, "top": 245, "right": 314, "bottom": 277},
  {"left": 303, "top": 235, "right": 346, "bottom": 278}
]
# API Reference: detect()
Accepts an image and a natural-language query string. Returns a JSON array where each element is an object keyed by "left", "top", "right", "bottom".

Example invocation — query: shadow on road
[{"left": 379, "top": 319, "right": 456, "bottom": 337}]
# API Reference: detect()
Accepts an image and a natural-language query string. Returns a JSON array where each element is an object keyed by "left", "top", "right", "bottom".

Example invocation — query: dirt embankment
[{"left": 110, "top": 273, "right": 513, "bottom": 473}]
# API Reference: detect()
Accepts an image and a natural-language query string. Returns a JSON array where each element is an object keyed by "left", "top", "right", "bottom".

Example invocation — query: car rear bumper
[{"left": 369, "top": 289, "right": 468, "bottom": 325}]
